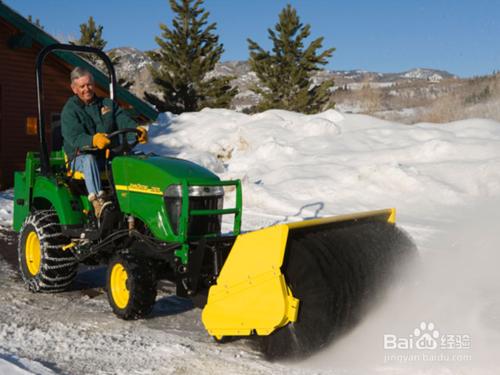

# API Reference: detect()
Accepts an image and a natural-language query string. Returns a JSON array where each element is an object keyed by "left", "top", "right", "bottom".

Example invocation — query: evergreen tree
[
  {"left": 74, "top": 16, "right": 106, "bottom": 65},
  {"left": 75, "top": 16, "right": 106, "bottom": 60},
  {"left": 247, "top": 5, "right": 335, "bottom": 113},
  {"left": 145, "top": 0, "right": 237, "bottom": 113}
]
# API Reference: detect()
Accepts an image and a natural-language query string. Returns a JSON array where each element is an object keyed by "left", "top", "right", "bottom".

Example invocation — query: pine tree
[
  {"left": 78, "top": 16, "right": 105, "bottom": 48},
  {"left": 145, "top": 0, "right": 237, "bottom": 113},
  {"left": 247, "top": 5, "right": 335, "bottom": 114},
  {"left": 74, "top": 16, "right": 106, "bottom": 65}
]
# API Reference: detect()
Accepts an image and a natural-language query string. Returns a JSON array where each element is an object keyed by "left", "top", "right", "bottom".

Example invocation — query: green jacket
[{"left": 61, "top": 95, "right": 137, "bottom": 157}]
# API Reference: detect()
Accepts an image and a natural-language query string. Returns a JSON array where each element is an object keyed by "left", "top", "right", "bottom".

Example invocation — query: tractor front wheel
[
  {"left": 106, "top": 254, "right": 157, "bottom": 320},
  {"left": 18, "top": 210, "right": 78, "bottom": 292}
]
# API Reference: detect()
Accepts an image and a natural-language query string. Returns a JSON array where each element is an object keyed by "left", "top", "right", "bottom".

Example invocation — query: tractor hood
[
  {"left": 111, "top": 155, "right": 223, "bottom": 241},
  {"left": 112, "top": 155, "right": 220, "bottom": 190}
]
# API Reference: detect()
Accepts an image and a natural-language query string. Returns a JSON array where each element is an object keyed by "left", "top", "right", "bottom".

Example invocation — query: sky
[{"left": 3, "top": 0, "right": 500, "bottom": 77}]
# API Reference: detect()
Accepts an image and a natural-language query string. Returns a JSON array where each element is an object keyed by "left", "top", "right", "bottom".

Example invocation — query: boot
[{"left": 88, "top": 193, "right": 104, "bottom": 219}]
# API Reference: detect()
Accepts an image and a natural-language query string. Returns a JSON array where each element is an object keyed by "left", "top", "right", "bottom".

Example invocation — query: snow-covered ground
[
  {"left": 0, "top": 190, "right": 12, "bottom": 230},
  {"left": 1, "top": 108, "right": 500, "bottom": 374}
]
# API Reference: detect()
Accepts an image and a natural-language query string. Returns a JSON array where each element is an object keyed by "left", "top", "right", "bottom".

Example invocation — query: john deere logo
[{"left": 116, "top": 184, "right": 162, "bottom": 195}]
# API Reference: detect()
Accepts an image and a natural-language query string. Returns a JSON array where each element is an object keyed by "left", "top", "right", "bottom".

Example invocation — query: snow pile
[
  {"left": 141, "top": 109, "right": 500, "bottom": 235},
  {"left": 0, "top": 190, "right": 13, "bottom": 229}
]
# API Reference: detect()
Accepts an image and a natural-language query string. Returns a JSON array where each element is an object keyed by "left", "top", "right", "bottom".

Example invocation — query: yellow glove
[
  {"left": 92, "top": 133, "right": 110, "bottom": 149},
  {"left": 137, "top": 126, "right": 148, "bottom": 144}
]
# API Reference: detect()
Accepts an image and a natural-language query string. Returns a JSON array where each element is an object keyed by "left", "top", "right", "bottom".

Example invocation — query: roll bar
[{"left": 35, "top": 43, "right": 117, "bottom": 175}]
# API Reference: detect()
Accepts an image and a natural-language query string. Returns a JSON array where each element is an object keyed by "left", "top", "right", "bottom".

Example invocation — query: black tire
[
  {"left": 18, "top": 210, "right": 78, "bottom": 292},
  {"left": 106, "top": 254, "right": 157, "bottom": 320},
  {"left": 260, "top": 221, "right": 417, "bottom": 360}
]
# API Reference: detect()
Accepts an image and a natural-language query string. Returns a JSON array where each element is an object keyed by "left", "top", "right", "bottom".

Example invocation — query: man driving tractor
[{"left": 61, "top": 67, "right": 148, "bottom": 218}]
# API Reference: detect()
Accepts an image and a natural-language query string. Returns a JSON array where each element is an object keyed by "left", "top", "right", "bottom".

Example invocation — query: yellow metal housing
[
  {"left": 201, "top": 208, "right": 396, "bottom": 338},
  {"left": 202, "top": 225, "right": 299, "bottom": 337}
]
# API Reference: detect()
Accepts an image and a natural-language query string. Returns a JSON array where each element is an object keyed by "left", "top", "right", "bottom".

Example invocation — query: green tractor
[{"left": 13, "top": 44, "right": 416, "bottom": 359}]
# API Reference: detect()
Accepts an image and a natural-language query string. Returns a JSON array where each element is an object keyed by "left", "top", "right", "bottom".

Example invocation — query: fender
[{"left": 32, "top": 177, "right": 85, "bottom": 226}]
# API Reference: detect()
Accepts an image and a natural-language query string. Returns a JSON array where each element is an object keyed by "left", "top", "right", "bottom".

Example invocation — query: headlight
[
  {"left": 164, "top": 184, "right": 224, "bottom": 236},
  {"left": 164, "top": 185, "right": 224, "bottom": 198}
]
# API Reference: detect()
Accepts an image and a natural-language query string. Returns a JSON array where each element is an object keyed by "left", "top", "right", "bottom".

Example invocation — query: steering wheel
[{"left": 106, "top": 127, "right": 141, "bottom": 155}]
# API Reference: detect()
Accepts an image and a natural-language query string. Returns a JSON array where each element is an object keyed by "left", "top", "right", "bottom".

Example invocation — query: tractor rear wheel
[
  {"left": 18, "top": 210, "right": 78, "bottom": 292},
  {"left": 106, "top": 254, "right": 157, "bottom": 320}
]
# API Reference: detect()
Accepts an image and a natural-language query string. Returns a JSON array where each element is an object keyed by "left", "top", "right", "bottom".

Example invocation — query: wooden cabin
[{"left": 0, "top": 2, "right": 158, "bottom": 189}]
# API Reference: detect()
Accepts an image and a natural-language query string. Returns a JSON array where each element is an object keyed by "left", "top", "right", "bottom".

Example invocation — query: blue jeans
[{"left": 72, "top": 154, "right": 104, "bottom": 195}]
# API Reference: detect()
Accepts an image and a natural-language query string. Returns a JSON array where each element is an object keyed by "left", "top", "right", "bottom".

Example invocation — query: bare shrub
[
  {"left": 332, "top": 72, "right": 500, "bottom": 124},
  {"left": 418, "top": 94, "right": 462, "bottom": 123},
  {"left": 418, "top": 74, "right": 500, "bottom": 123},
  {"left": 359, "top": 83, "right": 383, "bottom": 113}
]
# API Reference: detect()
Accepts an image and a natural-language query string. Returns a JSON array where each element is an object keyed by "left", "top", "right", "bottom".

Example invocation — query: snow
[
  {"left": 0, "top": 190, "right": 13, "bottom": 229},
  {"left": 345, "top": 82, "right": 396, "bottom": 90},
  {"left": 1, "top": 108, "right": 500, "bottom": 373},
  {"left": 402, "top": 68, "right": 446, "bottom": 81},
  {"left": 0, "top": 352, "right": 57, "bottom": 375},
  {"left": 141, "top": 109, "right": 500, "bottom": 233}
]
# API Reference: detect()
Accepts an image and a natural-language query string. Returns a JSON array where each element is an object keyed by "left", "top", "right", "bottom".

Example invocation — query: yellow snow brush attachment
[
  {"left": 201, "top": 208, "right": 397, "bottom": 340},
  {"left": 201, "top": 224, "right": 299, "bottom": 338}
]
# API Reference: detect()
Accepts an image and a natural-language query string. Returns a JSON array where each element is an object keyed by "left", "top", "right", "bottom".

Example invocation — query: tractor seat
[
  {"left": 51, "top": 121, "right": 85, "bottom": 179},
  {"left": 65, "top": 154, "right": 85, "bottom": 180},
  {"left": 64, "top": 153, "right": 108, "bottom": 181},
  {"left": 52, "top": 121, "right": 107, "bottom": 181}
]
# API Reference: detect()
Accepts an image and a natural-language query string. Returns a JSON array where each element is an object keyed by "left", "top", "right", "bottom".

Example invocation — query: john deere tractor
[{"left": 13, "top": 44, "right": 416, "bottom": 359}]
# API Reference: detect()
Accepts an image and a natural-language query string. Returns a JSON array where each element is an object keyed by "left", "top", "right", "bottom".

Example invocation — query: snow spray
[{"left": 295, "top": 200, "right": 500, "bottom": 373}]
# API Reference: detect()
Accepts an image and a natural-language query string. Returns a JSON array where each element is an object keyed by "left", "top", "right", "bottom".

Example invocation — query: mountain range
[{"left": 108, "top": 47, "right": 456, "bottom": 111}]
